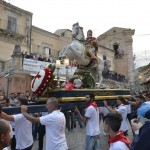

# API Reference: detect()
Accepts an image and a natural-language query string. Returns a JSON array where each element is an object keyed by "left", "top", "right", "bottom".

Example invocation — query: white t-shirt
[
  {"left": 13, "top": 114, "right": 33, "bottom": 149},
  {"left": 85, "top": 105, "right": 100, "bottom": 136},
  {"left": 41, "top": 112, "right": 48, "bottom": 116},
  {"left": 40, "top": 110, "right": 68, "bottom": 150},
  {"left": 116, "top": 105, "right": 128, "bottom": 132},
  {"left": 109, "top": 141, "right": 129, "bottom": 150},
  {"left": 124, "top": 104, "right": 131, "bottom": 114},
  {"left": 99, "top": 106, "right": 110, "bottom": 116}
]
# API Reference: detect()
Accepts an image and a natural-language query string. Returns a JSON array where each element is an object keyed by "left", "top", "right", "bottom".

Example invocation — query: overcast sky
[{"left": 6, "top": 0, "right": 150, "bottom": 53}]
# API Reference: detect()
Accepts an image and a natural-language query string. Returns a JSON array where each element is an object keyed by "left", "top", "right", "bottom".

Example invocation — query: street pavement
[{"left": 32, "top": 120, "right": 133, "bottom": 150}]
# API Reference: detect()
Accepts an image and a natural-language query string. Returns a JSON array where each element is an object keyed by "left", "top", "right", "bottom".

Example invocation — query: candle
[
  {"left": 56, "top": 60, "right": 61, "bottom": 68},
  {"left": 64, "top": 58, "right": 69, "bottom": 67}
]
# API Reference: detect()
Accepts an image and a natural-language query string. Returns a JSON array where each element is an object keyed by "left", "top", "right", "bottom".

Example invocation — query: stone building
[
  {"left": 0, "top": 1, "right": 135, "bottom": 95},
  {"left": 137, "top": 63, "right": 150, "bottom": 91},
  {"left": 0, "top": 0, "right": 32, "bottom": 60},
  {"left": 0, "top": 1, "right": 72, "bottom": 95},
  {"left": 99, "top": 45, "right": 115, "bottom": 71},
  {"left": 0, "top": 1, "right": 72, "bottom": 69},
  {"left": 98, "top": 27, "right": 135, "bottom": 89},
  {"left": 31, "top": 26, "right": 72, "bottom": 61}
]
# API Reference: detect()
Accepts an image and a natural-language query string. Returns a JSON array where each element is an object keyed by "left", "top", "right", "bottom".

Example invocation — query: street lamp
[
  {"left": 56, "top": 60, "right": 61, "bottom": 88},
  {"left": 64, "top": 58, "right": 69, "bottom": 82}
]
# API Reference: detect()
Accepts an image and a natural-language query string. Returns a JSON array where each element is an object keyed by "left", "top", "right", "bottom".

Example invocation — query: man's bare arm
[
  {"left": 74, "top": 106, "right": 87, "bottom": 123},
  {"left": 22, "top": 112, "right": 40, "bottom": 123},
  {"left": 103, "top": 100, "right": 117, "bottom": 113},
  {"left": 21, "top": 105, "right": 40, "bottom": 123},
  {"left": 1, "top": 112, "right": 14, "bottom": 121}
]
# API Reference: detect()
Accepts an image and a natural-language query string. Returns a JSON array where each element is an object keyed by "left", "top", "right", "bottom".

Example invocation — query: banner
[{"left": 23, "top": 58, "right": 77, "bottom": 76}]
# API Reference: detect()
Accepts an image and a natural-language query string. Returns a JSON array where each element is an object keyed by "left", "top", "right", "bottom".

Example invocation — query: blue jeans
[{"left": 85, "top": 135, "right": 99, "bottom": 150}]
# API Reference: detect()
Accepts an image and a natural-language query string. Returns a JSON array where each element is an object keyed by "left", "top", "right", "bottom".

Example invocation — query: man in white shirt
[
  {"left": 38, "top": 111, "right": 48, "bottom": 150},
  {"left": 1, "top": 98, "right": 33, "bottom": 150},
  {"left": 99, "top": 106, "right": 110, "bottom": 120},
  {"left": 21, "top": 97, "right": 68, "bottom": 150},
  {"left": 103, "top": 113, "right": 130, "bottom": 150},
  {"left": 75, "top": 93, "right": 100, "bottom": 150},
  {"left": 104, "top": 96, "right": 128, "bottom": 136}
]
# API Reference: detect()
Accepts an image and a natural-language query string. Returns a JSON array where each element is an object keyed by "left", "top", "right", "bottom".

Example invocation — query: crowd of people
[
  {"left": 103, "top": 70, "right": 126, "bottom": 83},
  {"left": 0, "top": 90, "right": 150, "bottom": 150},
  {"left": 23, "top": 52, "right": 52, "bottom": 63},
  {"left": 23, "top": 51, "right": 126, "bottom": 83},
  {"left": 0, "top": 91, "right": 83, "bottom": 150},
  {"left": 23, "top": 52, "right": 78, "bottom": 68}
]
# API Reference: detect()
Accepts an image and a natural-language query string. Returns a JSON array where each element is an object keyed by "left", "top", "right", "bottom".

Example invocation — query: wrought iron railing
[{"left": 103, "top": 71, "right": 128, "bottom": 83}]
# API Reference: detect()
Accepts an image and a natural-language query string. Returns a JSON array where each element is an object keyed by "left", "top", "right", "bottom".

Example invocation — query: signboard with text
[{"left": 23, "top": 58, "right": 77, "bottom": 76}]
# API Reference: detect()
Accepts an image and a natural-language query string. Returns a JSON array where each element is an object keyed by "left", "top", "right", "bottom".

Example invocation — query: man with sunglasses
[{"left": 75, "top": 93, "right": 100, "bottom": 150}]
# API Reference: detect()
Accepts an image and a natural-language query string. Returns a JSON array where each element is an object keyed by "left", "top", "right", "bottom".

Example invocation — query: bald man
[
  {"left": 21, "top": 97, "right": 68, "bottom": 150},
  {"left": 0, "top": 119, "right": 11, "bottom": 150}
]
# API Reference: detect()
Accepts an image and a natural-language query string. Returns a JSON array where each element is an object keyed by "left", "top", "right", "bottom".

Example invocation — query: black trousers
[
  {"left": 11, "top": 135, "right": 16, "bottom": 150},
  {"left": 127, "top": 113, "right": 132, "bottom": 124},
  {"left": 38, "top": 123, "right": 45, "bottom": 150},
  {"left": 65, "top": 111, "right": 74, "bottom": 131}
]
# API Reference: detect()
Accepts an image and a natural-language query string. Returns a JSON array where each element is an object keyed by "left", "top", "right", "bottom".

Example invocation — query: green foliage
[{"left": 82, "top": 73, "right": 95, "bottom": 88}]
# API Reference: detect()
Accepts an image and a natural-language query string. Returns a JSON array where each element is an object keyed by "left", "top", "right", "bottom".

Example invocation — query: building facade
[
  {"left": 0, "top": 0, "right": 32, "bottom": 61},
  {"left": 99, "top": 45, "right": 115, "bottom": 71},
  {"left": 0, "top": 1, "right": 135, "bottom": 94},
  {"left": 0, "top": 1, "right": 73, "bottom": 94},
  {"left": 98, "top": 27, "right": 135, "bottom": 88},
  {"left": 31, "top": 26, "right": 72, "bottom": 61},
  {"left": 137, "top": 63, "right": 150, "bottom": 92}
]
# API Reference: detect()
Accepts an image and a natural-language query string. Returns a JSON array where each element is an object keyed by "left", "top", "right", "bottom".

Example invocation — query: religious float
[
  {"left": 30, "top": 22, "right": 131, "bottom": 110},
  {"left": 3, "top": 23, "right": 131, "bottom": 114}
]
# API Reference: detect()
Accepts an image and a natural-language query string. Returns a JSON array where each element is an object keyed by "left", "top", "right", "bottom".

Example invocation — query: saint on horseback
[
  {"left": 59, "top": 22, "right": 108, "bottom": 88},
  {"left": 85, "top": 29, "right": 99, "bottom": 67}
]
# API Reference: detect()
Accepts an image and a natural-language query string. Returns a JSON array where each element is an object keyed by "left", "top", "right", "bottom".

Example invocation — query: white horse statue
[{"left": 59, "top": 22, "right": 106, "bottom": 88}]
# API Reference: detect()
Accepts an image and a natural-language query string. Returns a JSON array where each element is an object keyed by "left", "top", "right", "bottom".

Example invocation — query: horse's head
[{"left": 72, "top": 22, "right": 85, "bottom": 41}]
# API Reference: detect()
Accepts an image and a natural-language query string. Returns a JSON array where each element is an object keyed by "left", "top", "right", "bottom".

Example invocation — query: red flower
[{"left": 64, "top": 82, "right": 74, "bottom": 90}]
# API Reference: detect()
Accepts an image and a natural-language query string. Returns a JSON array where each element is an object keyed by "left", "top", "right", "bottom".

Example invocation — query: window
[
  {"left": 7, "top": 16, "right": 17, "bottom": 32},
  {"left": 113, "top": 43, "right": 119, "bottom": 52},
  {"left": 61, "top": 32, "right": 65, "bottom": 37},
  {"left": 113, "top": 43, "right": 119, "bottom": 57},
  {"left": 43, "top": 47, "right": 51, "bottom": 56}
]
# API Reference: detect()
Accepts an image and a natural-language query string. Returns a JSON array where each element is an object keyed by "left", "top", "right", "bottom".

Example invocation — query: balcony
[
  {"left": 0, "top": 19, "right": 27, "bottom": 42},
  {"left": 103, "top": 71, "right": 127, "bottom": 83}
]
